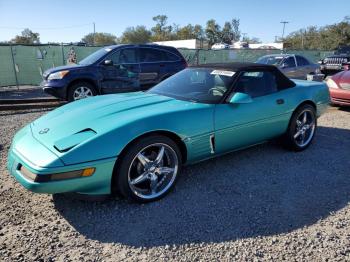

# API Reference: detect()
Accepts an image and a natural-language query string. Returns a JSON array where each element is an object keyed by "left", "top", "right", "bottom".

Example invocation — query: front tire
[
  {"left": 68, "top": 82, "right": 97, "bottom": 102},
  {"left": 115, "top": 135, "right": 182, "bottom": 203},
  {"left": 284, "top": 104, "right": 317, "bottom": 151}
]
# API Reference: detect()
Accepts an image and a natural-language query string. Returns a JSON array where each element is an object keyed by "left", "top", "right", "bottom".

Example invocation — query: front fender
[{"left": 58, "top": 104, "right": 215, "bottom": 165}]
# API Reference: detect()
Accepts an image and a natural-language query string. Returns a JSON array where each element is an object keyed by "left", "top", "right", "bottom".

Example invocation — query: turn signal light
[{"left": 19, "top": 165, "right": 95, "bottom": 182}]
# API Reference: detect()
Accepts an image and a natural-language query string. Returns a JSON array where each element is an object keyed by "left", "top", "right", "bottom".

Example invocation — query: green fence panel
[
  {"left": 178, "top": 48, "right": 198, "bottom": 65},
  {"left": 0, "top": 45, "right": 336, "bottom": 87},
  {"left": 0, "top": 46, "right": 17, "bottom": 86}
]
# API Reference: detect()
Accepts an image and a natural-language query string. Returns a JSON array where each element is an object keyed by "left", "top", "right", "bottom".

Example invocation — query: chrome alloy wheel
[
  {"left": 293, "top": 109, "right": 316, "bottom": 147},
  {"left": 73, "top": 86, "right": 93, "bottom": 100},
  {"left": 127, "top": 143, "right": 179, "bottom": 200}
]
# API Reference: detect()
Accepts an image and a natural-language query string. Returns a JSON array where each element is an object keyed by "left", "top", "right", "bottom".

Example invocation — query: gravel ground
[{"left": 0, "top": 106, "right": 350, "bottom": 261}]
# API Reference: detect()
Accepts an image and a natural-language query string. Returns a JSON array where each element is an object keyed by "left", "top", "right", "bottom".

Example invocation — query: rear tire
[
  {"left": 67, "top": 81, "right": 97, "bottom": 102},
  {"left": 114, "top": 135, "right": 182, "bottom": 203},
  {"left": 283, "top": 104, "right": 317, "bottom": 151}
]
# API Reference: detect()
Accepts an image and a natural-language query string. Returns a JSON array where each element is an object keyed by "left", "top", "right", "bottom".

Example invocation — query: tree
[
  {"left": 205, "top": 19, "right": 221, "bottom": 46},
  {"left": 242, "top": 36, "right": 261, "bottom": 44},
  {"left": 221, "top": 22, "right": 233, "bottom": 44},
  {"left": 11, "top": 28, "right": 40, "bottom": 44},
  {"left": 193, "top": 24, "right": 205, "bottom": 39},
  {"left": 176, "top": 24, "right": 195, "bottom": 40},
  {"left": 151, "top": 15, "right": 173, "bottom": 41},
  {"left": 81, "top": 32, "right": 117, "bottom": 46},
  {"left": 231, "top": 19, "right": 241, "bottom": 42},
  {"left": 218, "top": 19, "right": 241, "bottom": 44},
  {"left": 284, "top": 17, "right": 350, "bottom": 50},
  {"left": 120, "top": 26, "right": 151, "bottom": 44}
]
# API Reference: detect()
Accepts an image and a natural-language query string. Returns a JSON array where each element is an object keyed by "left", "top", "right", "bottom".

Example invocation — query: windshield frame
[{"left": 147, "top": 67, "right": 238, "bottom": 104}]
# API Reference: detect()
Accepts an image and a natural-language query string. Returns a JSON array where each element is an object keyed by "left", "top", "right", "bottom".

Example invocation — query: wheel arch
[
  {"left": 111, "top": 130, "right": 188, "bottom": 193},
  {"left": 66, "top": 78, "right": 99, "bottom": 99},
  {"left": 295, "top": 100, "right": 316, "bottom": 111}
]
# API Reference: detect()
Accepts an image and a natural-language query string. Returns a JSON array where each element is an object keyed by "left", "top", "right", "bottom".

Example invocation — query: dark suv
[
  {"left": 319, "top": 45, "right": 350, "bottom": 76},
  {"left": 41, "top": 44, "right": 187, "bottom": 101}
]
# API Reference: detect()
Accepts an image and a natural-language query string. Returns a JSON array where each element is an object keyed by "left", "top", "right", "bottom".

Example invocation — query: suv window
[
  {"left": 107, "top": 50, "right": 120, "bottom": 65},
  {"left": 296, "top": 55, "right": 310, "bottom": 66},
  {"left": 234, "top": 71, "right": 278, "bottom": 98},
  {"left": 283, "top": 56, "right": 296, "bottom": 68},
  {"left": 119, "top": 48, "right": 137, "bottom": 63},
  {"left": 165, "top": 51, "right": 180, "bottom": 62},
  {"left": 140, "top": 48, "right": 164, "bottom": 62}
]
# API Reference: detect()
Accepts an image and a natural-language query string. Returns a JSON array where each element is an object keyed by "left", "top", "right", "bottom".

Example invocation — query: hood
[
  {"left": 30, "top": 92, "right": 181, "bottom": 154},
  {"left": 325, "top": 54, "right": 349, "bottom": 59},
  {"left": 332, "top": 71, "right": 350, "bottom": 87},
  {"left": 43, "top": 64, "right": 86, "bottom": 78}
]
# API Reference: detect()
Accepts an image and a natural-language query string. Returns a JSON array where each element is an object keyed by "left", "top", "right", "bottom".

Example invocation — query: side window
[
  {"left": 296, "top": 55, "right": 310, "bottom": 66},
  {"left": 164, "top": 51, "right": 180, "bottom": 62},
  {"left": 283, "top": 56, "right": 296, "bottom": 68},
  {"left": 106, "top": 50, "right": 120, "bottom": 65},
  {"left": 119, "top": 48, "right": 137, "bottom": 63},
  {"left": 235, "top": 71, "right": 278, "bottom": 98},
  {"left": 140, "top": 48, "right": 164, "bottom": 62}
]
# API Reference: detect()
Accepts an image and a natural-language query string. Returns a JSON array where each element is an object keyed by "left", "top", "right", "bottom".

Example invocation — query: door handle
[
  {"left": 276, "top": 99, "right": 284, "bottom": 105},
  {"left": 159, "top": 64, "right": 165, "bottom": 67}
]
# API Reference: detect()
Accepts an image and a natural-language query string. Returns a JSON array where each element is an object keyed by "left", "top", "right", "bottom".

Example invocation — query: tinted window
[
  {"left": 257, "top": 56, "right": 283, "bottom": 66},
  {"left": 119, "top": 48, "right": 137, "bottom": 63},
  {"left": 283, "top": 56, "right": 296, "bottom": 68},
  {"left": 140, "top": 48, "right": 164, "bottom": 62},
  {"left": 106, "top": 50, "right": 120, "bottom": 65},
  {"left": 79, "top": 48, "right": 111, "bottom": 65},
  {"left": 164, "top": 51, "right": 180, "bottom": 61},
  {"left": 296, "top": 55, "right": 310, "bottom": 66},
  {"left": 234, "top": 71, "right": 278, "bottom": 98},
  {"left": 148, "top": 68, "right": 235, "bottom": 103}
]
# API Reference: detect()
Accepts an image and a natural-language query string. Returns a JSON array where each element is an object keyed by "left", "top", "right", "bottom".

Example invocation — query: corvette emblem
[{"left": 39, "top": 128, "right": 50, "bottom": 134}]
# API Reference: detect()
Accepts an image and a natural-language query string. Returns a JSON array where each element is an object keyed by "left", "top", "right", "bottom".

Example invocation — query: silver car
[{"left": 256, "top": 54, "right": 320, "bottom": 79}]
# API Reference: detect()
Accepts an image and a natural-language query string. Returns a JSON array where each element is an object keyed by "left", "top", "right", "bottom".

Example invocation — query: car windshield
[
  {"left": 78, "top": 47, "right": 113, "bottom": 65},
  {"left": 148, "top": 68, "right": 235, "bottom": 103},
  {"left": 257, "top": 56, "right": 284, "bottom": 65}
]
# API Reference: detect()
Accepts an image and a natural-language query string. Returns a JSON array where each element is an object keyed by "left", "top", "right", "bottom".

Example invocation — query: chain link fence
[{"left": 0, "top": 44, "right": 334, "bottom": 87}]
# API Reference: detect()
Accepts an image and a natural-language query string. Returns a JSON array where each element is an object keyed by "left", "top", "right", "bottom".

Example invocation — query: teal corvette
[{"left": 7, "top": 63, "right": 330, "bottom": 202}]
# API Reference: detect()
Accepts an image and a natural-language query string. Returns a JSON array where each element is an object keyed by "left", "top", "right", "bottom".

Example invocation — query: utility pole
[
  {"left": 93, "top": 22, "right": 96, "bottom": 46},
  {"left": 280, "top": 21, "right": 289, "bottom": 40},
  {"left": 301, "top": 30, "right": 304, "bottom": 49}
]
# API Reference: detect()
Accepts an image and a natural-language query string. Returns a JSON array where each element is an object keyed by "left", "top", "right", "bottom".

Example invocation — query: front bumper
[
  {"left": 7, "top": 143, "right": 116, "bottom": 196},
  {"left": 320, "top": 65, "right": 343, "bottom": 75},
  {"left": 40, "top": 80, "right": 68, "bottom": 100},
  {"left": 329, "top": 88, "right": 350, "bottom": 106}
]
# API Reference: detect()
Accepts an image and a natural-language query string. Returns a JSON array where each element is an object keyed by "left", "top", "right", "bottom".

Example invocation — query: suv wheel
[{"left": 68, "top": 82, "right": 97, "bottom": 102}]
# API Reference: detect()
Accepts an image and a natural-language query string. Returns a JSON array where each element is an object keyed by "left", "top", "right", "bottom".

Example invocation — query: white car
[{"left": 211, "top": 43, "right": 230, "bottom": 50}]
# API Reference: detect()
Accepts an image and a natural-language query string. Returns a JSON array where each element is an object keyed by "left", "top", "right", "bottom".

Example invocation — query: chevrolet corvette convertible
[{"left": 7, "top": 63, "right": 330, "bottom": 202}]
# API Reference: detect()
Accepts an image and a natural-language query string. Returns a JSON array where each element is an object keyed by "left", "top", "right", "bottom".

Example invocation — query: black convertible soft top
[{"left": 191, "top": 62, "right": 296, "bottom": 90}]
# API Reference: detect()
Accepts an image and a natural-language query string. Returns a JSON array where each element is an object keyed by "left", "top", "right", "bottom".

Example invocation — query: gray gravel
[{"left": 1, "top": 106, "right": 350, "bottom": 261}]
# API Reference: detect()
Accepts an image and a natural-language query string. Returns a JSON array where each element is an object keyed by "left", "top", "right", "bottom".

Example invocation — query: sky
[{"left": 0, "top": 0, "right": 349, "bottom": 43}]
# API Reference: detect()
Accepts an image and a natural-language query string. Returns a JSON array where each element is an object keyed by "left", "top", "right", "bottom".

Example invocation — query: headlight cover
[
  {"left": 326, "top": 78, "right": 339, "bottom": 89},
  {"left": 48, "top": 70, "right": 69, "bottom": 80},
  {"left": 19, "top": 165, "right": 95, "bottom": 182}
]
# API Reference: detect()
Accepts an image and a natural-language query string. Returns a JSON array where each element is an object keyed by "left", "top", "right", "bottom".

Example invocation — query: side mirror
[
  {"left": 229, "top": 92, "right": 253, "bottom": 104},
  {"left": 281, "top": 63, "right": 288, "bottom": 68},
  {"left": 103, "top": 60, "right": 113, "bottom": 66}
]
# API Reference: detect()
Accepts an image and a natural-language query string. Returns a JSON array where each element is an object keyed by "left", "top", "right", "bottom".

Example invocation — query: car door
[
  {"left": 281, "top": 56, "right": 298, "bottom": 79},
  {"left": 99, "top": 47, "right": 141, "bottom": 93},
  {"left": 139, "top": 47, "right": 165, "bottom": 89},
  {"left": 214, "top": 70, "right": 291, "bottom": 154},
  {"left": 295, "top": 55, "right": 313, "bottom": 79}
]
